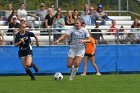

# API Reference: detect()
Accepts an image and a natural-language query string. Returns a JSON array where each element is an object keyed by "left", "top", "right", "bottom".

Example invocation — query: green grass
[{"left": 0, "top": 74, "right": 140, "bottom": 93}]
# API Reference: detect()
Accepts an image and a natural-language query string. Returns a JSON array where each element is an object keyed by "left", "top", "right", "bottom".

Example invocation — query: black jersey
[{"left": 15, "top": 31, "right": 35, "bottom": 50}]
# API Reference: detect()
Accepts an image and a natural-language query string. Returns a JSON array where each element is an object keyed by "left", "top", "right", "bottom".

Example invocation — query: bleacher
[{"left": 0, "top": 15, "right": 138, "bottom": 45}]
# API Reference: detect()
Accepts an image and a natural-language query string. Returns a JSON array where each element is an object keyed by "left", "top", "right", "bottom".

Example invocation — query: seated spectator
[
  {"left": 109, "top": 20, "right": 117, "bottom": 35},
  {"left": 7, "top": 16, "right": 20, "bottom": 36},
  {"left": 17, "top": 3, "right": 27, "bottom": 20},
  {"left": 72, "top": 9, "right": 80, "bottom": 20},
  {"left": 36, "top": 3, "right": 47, "bottom": 21},
  {"left": 45, "top": 8, "right": 54, "bottom": 28},
  {"left": 7, "top": 10, "right": 18, "bottom": 24},
  {"left": 50, "top": 5, "right": 56, "bottom": 15},
  {"left": 81, "top": 22, "right": 86, "bottom": 28},
  {"left": 91, "top": 22, "right": 104, "bottom": 44},
  {"left": 81, "top": 4, "right": 89, "bottom": 15},
  {"left": 65, "top": 10, "right": 74, "bottom": 25},
  {"left": 96, "top": 4, "right": 111, "bottom": 25},
  {"left": 52, "top": 13, "right": 65, "bottom": 42},
  {"left": 89, "top": 6, "right": 98, "bottom": 25},
  {"left": 3, "top": 3, "right": 13, "bottom": 22},
  {"left": 118, "top": 26, "right": 125, "bottom": 40},
  {"left": 0, "top": 31, "right": 4, "bottom": 45},
  {"left": 81, "top": 9, "right": 91, "bottom": 25},
  {"left": 0, "top": 11, "right": 2, "bottom": 20},
  {"left": 130, "top": 19, "right": 140, "bottom": 43},
  {"left": 55, "top": 7, "right": 65, "bottom": 18}
]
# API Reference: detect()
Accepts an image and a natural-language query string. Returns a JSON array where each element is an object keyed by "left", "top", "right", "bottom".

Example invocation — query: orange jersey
[{"left": 85, "top": 37, "right": 96, "bottom": 54}]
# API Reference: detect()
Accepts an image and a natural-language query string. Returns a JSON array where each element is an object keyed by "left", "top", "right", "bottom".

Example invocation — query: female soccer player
[
  {"left": 15, "top": 23, "right": 39, "bottom": 80},
  {"left": 55, "top": 19, "right": 90, "bottom": 80},
  {"left": 81, "top": 31, "right": 101, "bottom": 76}
]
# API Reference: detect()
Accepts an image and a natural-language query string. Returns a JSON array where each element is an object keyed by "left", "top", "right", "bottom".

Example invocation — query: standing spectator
[
  {"left": 44, "top": 8, "right": 54, "bottom": 28},
  {"left": 3, "top": 3, "right": 13, "bottom": 21},
  {"left": 52, "top": 13, "right": 65, "bottom": 42},
  {"left": 81, "top": 9, "right": 91, "bottom": 25},
  {"left": 54, "top": 19, "right": 90, "bottom": 80},
  {"left": 14, "top": 23, "right": 39, "bottom": 80},
  {"left": 17, "top": 3, "right": 27, "bottom": 20},
  {"left": 65, "top": 10, "right": 74, "bottom": 25},
  {"left": 72, "top": 9, "right": 80, "bottom": 20},
  {"left": 81, "top": 31, "right": 101, "bottom": 76},
  {"left": 91, "top": 22, "right": 104, "bottom": 44}
]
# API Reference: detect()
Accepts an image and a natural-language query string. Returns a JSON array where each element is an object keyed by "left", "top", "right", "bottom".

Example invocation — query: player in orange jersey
[{"left": 81, "top": 31, "right": 101, "bottom": 76}]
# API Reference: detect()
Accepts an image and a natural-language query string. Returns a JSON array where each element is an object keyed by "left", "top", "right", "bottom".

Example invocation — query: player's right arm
[{"left": 54, "top": 34, "right": 69, "bottom": 44}]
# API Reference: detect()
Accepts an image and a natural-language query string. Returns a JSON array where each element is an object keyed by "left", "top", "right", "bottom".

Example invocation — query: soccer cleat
[
  {"left": 81, "top": 73, "right": 86, "bottom": 76},
  {"left": 33, "top": 64, "right": 39, "bottom": 73},
  {"left": 69, "top": 76, "right": 73, "bottom": 80},
  {"left": 96, "top": 72, "right": 101, "bottom": 76},
  {"left": 31, "top": 77, "right": 35, "bottom": 80}
]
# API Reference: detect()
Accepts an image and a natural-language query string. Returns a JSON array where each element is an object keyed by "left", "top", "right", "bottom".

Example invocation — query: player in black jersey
[{"left": 15, "top": 23, "right": 39, "bottom": 80}]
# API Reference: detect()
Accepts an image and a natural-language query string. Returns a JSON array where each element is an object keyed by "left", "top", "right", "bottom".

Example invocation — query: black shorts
[
  {"left": 18, "top": 49, "right": 33, "bottom": 58},
  {"left": 84, "top": 53, "right": 95, "bottom": 57}
]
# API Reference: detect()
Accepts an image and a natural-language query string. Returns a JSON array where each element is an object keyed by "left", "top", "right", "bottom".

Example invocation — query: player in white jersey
[{"left": 55, "top": 19, "right": 90, "bottom": 80}]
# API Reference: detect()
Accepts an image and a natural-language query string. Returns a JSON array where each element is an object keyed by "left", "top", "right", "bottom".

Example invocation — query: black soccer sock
[
  {"left": 25, "top": 68, "right": 34, "bottom": 78},
  {"left": 29, "top": 63, "right": 35, "bottom": 68}
]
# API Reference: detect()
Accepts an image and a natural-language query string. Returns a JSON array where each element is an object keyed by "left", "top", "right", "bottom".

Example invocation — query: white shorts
[{"left": 68, "top": 47, "right": 85, "bottom": 58}]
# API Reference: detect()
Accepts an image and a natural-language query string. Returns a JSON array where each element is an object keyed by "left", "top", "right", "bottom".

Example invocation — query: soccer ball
[{"left": 54, "top": 72, "right": 63, "bottom": 80}]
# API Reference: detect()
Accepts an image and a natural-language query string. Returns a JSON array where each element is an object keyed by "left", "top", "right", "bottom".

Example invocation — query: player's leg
[
  {"left": 67, "top": 57, "right": 75, "bottom": 73},
  {"left": 89, "top": 56, "right": 101, "bottom": 75},
  {"left": 27, "top": 50, "right": 38, "bottom": 73},
  {"left": 21, "top": 57, "right": 35, "bottom": 80},
  {"left": 25, "top": 55, "right": 36, "bottom": 80},
  {"left": 81, "top": 55, "right": 89, "bottom": 75}
]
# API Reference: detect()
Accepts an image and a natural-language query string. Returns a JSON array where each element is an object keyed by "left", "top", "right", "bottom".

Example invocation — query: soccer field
[{"left": 0, "top": 74, "right": 140, "bottom": 93}]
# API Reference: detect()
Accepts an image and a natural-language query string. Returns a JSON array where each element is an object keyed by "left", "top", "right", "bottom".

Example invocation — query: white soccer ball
[{"left": 54, "top": 72, "right": 63, "bottom": 80}]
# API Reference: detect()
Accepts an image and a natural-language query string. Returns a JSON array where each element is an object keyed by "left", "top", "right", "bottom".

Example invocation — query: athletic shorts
[
  {"left": 84, "top": 53, "right": 95, "bottom": 57},
  {"left": 68, "top": 47, "right": 85, "bottom": 58},
  {"left": 18, "top": 49, "right": 33, "bottom": 59}
]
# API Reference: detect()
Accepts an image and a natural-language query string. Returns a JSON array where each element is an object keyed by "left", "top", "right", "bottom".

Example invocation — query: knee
[
  {"left": 67, "top": 65, "right": 72, "bottom": 68},
  {"left": 74, "top": 63, "right": 79, "bottom": 68}
]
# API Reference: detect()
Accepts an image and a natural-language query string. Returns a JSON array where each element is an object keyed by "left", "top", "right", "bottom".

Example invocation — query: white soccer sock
[{"left": 70, "top": 67, "right": 78, "bottom": 78}]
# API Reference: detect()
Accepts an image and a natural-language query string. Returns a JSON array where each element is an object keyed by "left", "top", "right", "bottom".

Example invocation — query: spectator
[
  {"left": 17, "top": 3, "right": 27, "bottom": 20},
  {"left": 3, "top": 3, "right": 13, "bottom": 21},
  {"left": 91, "top": 22, "right": 104, "bottom": 44},
  {"left": 0, "top": 31, "right": 4, "bottom": 45},
  {"left": 81, "top": 4, "right": 89, "bottom": 15},
  {"left": 96, "top": 4, "right": 111, "bottom": 25},
  {"left": 130, "top": 19, "right": 140, "bottom": 43},
  {"left": 50, "top": 5, "right": 56, "bottom": 15},
  {"left": 44, "top": 8, "right": 54, "bottom": 28},
  {"left": 36, "top": 3, "right": 47, "bottom": 21},
  {"left": 55, "top": 7, "right": 65, "bottom": 18},
  {"left": 89, "top": 7, "right": 98, "bottom": 25},
  {"left": 65, "top": 10, "right": 74, "bottom": 25},
  {"left": 81, "top": 9, "right": 91, "bottom": 25},
  {"left": 118, "top": 26, "right": 125, "bottom": 40},
  {"left": 0, "top": 11, "right": 2, "bottom": 20},
  {"left": 72, "top": 9, "right": 80, "bottom": 20},
  {"left": 7, "top": 10, "right": 18, "bottom": 24},
  {"left": 52, "top": 13, "right": 65, "bottom": 42},
  {"left": 8, "top": 16, "right": 20, "bottom": 36},
  {"left": 109, "top": 20, "right": 117, "bottom": 35}
]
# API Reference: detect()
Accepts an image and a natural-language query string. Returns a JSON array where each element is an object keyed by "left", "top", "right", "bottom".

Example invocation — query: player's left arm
[{"left": 34, "top": 35, "right": 39, "bottom": 47}]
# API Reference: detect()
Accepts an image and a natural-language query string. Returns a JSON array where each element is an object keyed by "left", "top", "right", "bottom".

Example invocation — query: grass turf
[{"left": 0, "top": 74, "right": 140, "bottom": 93}]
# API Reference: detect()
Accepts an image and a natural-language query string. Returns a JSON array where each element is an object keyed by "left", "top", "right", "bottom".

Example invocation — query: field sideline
[{"left": 0, "top": 74, "right": 140, "bottom": 93}]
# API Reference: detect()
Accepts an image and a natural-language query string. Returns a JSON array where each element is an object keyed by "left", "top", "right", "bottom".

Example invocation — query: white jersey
[{"left": 66, "top": 27, "right": 90, "bottom": 48}]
